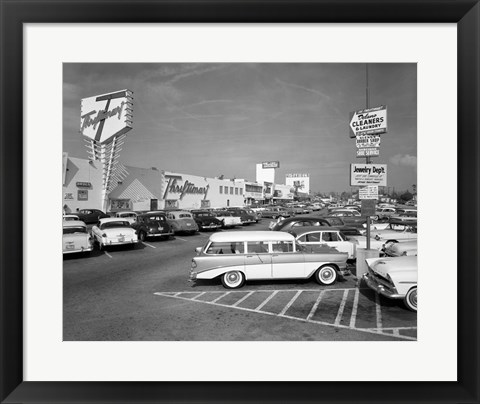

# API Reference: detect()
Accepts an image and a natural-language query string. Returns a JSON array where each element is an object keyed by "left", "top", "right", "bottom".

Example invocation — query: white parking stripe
[
  {"left": 104, "top": 251, "right": 113, "bottom": 259},
  {"left": 191, "top": 292, "right": 206, "bottom": 300},
  {"left": 232, "top": 291, "right": 254, "bottom": 307},
  {"left": 175, "top": 237, "right": 188, "bottom": 242},
  {"left": 334, "top": 289, "right": 349, "bottom": 326},
  {"left": 375, "top": 292, "right": 383, "bottom": 330},
  {"left": 155, "top": 291, "right": 416, "bottom": 341},
  {"left": 211, "top": 292, "right": 230, "bottom": 303},
  {"left": 307, "top": 290, "right": 325, "bottom": 321},
  {"left": 255, "top": 290, "right": 279, "bottom": 311},
  {"left": 142, "top": 241, "right": 156, "bottom": 249},
  {"left": 349, "top": 288, "right": 360, "bottom": 328},
  {"left": 278, "top": 290, "right": 303, "bottom": 316}
]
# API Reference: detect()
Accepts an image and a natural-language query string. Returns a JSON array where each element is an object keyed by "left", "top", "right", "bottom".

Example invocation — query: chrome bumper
[{"left": 363, "top": 273, "right": 403, "bottom": 299}]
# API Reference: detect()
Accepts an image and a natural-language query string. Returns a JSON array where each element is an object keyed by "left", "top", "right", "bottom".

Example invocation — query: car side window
[
  {"left": 246, "top": 241, "right": 268, "bottom": 254},
  {"left": 322, "top": 232, "right": 332, "bottom": 242},
  {"left": 206, "top": 242, "right": 236, "bottom": 255},
  {"left": 272, "top": 241, "right": 294, "bottom": 253},
  {"left": 305, "top": 233, "right": 321, "bottom": 242}
]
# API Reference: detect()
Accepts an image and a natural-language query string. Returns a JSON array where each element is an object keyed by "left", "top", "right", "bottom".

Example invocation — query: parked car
[
  {"left": 389, "top": 211, "right": 417, "bottom": 223},
  {"left": 91, "top": 218, "right": 138, "bottom": 250},
  {"left": 270, "top": 216, "right": 331, "bottom": 232},
  {"left": 368, "top": 220, "right": 417, "bottom": 242},
  {"left": 326, "top": 210, "right": 367, "bottom": 227},
  {"left": 290, "top": 226, "right": 356, "bottom": 259},
  {"left": 63, "top": 214, "right": 80, "bottom": 221},
  {"left": 190, "top": 231, "right": 348, "bottom": 289},
  {"left": 383, "top": 240, "right": 418, "bottom": 257},
  {"left": 364, "top": 256, "right": 418, "bottom": 311},
  {"left": 243, "top": 208, "right": 262, "bottom": 222},
  {"left": 320, "top": 216, "right": 362, "bottom": 236},
  {"left": 165, "top": 210, "right": 199, "bottom": 234},
  {"left": 76, "top": 208, "right": 110, "bottom": 224},
  {"left": 62, "top": 220, "right": 93, "bottom": 255},
  {"left": 131, "top": 213, "right": 174, "bottom": 241},
  {"left": 191, "top": 210, "right": 223, "bottom": 231},
  {"left": 373, "top": 207, "right": 397, "bottom": 221},
  {"left": 227, "top": 208, "right": 256, "bottom": 225},
  {"left": 113, "top": 211, "right": 137, "bottom": 224},
  {"left": 212, "top": 210, "right": 242, "bottom": 228},
  {"left": 260, "top": 206, "right": 292, "bottom": 219}
]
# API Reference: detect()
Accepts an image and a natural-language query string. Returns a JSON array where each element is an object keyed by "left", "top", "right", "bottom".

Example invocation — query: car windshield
[
  {"left": 63, "top": 227, "right": 87, "bottom": 234},
  {"left": 179, "top": 213, "right": 192, "bottom": 218},
  {"left": 195, "top": 212, "right": 211, "bottom": 217},
  {"left": 100, "top": 221, "right": 130, "bottom": 229},
  {"left": 119, "top": 213, "right": 136, "bottom": 218}
]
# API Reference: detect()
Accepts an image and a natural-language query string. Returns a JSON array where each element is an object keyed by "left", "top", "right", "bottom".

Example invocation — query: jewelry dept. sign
[
  {"left": 349, "top": 105, "right": 387, "bottom": 138},
  {"left": 81, "top": 89, "right": 133, "bottom": 144},
  {"left": 351, "top": 164, "right": 387, "bottom": 186}
]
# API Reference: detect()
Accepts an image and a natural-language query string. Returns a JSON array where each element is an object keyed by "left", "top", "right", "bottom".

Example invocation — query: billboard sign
[
  {"left": 349, "top": 105, "right": 387, "bottom": 138},
  {"left": 262, "top": 161, "right": 280, "bottom": 169},
  {"left": 351, "top": 164, "right": 387, "bottom": 186},
  {"left": 285, "top": 174, "right": 310, "bottom": 195},
  {"left": 356, "top": 148, "right": 380, "bottom": 158},
  {"left": 81, "top": 89, "right": 133, "bottom": 144},
  {"left": 359, "top": 185, "right": 379, "bottom": 200}
]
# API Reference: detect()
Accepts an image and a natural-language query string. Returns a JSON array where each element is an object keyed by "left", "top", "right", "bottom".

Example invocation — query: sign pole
[{"left": 365, "top": 64, "right": 371, "bottom": 250}]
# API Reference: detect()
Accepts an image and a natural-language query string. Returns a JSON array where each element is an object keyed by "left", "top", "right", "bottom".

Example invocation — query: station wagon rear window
[
  {"left": 63, "top": 227, "right": 87, "bottom": 235},
  {"left": 246, "top": 241, "right": 268, "bottom": 253},
  {"left": 271, "top": 241, "right": 294, "bottom": 253}
]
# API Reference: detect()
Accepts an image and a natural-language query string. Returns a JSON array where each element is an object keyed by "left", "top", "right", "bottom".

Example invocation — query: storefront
[
  {"left": 62, "top": 153, "right": 103, "bottom": 213},
  {"left": 243, "top": 181, "right": 264, "bottom": 205}
]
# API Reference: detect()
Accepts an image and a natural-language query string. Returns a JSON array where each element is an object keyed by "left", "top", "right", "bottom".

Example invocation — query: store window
[
  {"left": 77, "top": 189, "right": 88, "bottom": 201},
  {"left": 230, "top": 187, "right": 233, "bottom": 194},
  {"left": 110, "top": 199, "right": 130, "bottom": 210},
  {"left": 219, "top": 186, "right": 223, "bottom": 194},
  {"left": 201, "top": 200, "right": 211, "bottom": 208},
  {"left": 235, "top": 188, "right": 238, "bottom": 195},
  {"left": 165, "top": 200, "right": 179, "bottom": 209}
]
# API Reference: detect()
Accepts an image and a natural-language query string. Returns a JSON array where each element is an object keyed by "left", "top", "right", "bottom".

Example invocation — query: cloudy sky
[{"left": 63, "top": 63, "right": 417, "bottom": 193}]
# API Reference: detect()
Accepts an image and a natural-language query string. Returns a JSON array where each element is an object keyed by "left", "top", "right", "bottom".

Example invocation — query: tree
[{"left": 400, "top": 191, "right": 413, "bottom": 202}]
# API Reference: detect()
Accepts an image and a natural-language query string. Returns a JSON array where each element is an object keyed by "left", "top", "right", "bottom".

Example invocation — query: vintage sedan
[
  {"left": 364, "top": 256, "right": 418, "bottom": 311},
  {"left": 383, "top": 240, "right": 418, "bottom": 257},
  {"left": 327, "top": 209, "right": 367, "bottom": 226},
  {"left": 165, "top": 210, "right": 199, "bottom": 234},
  {"left": 260, "top": 206, "right": 292, "bottom": 219},
  {"left": 290, "top": 226, "right": 356, "bottom": 259},
  {"left": 62, "top": 220, "right": 93, "bottom": 255},
  {"left": 76, "top": 208, "right": 110, "bottom": 224},
  {"left": 368, "top": 220, "right": 417, "bottom": 242},
  {"left": 270, "top": 216, "right": 331, "bottom": 232},
  {"left": 212, "top": 210, "right": 242, "bottom": 228},
  {"left": 91, "top": 218, "right": 138, "bottom": 250},
  {"left": 131, "top": 213, "right": 174, "bottom": 241},
  {"left": 227, "top": 208, "right": 256, "bottom": 225},
  {"left": 114, "top": 211, "right": 138, "bottom": 224},
  {"left": 191, "top": 210, "right": 223, "bottom": 231},
  {"left": 190, "top": 231, "right": 348, "bottom": 289}
]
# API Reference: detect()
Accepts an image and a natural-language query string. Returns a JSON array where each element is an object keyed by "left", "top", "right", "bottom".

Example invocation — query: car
[
  {"left": 113, "top": 211, "right": 138, "bottom": 224},
  {"left": 260, "top": 206, "right": 292, "bottom": 219},
  {"left": 212, "top": 210, "right": 242, "bottom": 228},
  {"left": 320, "top": 216, "right": 362, "bottom": 236},
  {"left": 131, "top": 213, "right": 174, "bottom": 241},
  {"left": 270, "top": 216, "right": 331, "bottom": 232},
  {"left": 389, "top": 210, "right": 417, "bottom": 222},
  {"left": 363, "top": 256, "right": 418, "bottom": 311},
  {"left": 290, "top": 226, "right": 356, "bottom": 259},
  {"left": 191, "top": 210, "right": 223, "bottom": 231},
  {"left": 63, "top": 214, "right": 80, "bottom": 221},
  {"left": 76, "top": 208, "right": 110, "bottom": 224},
  {"left": 243, "top": 208, "right": 262, "bottom": 222},
  {"left": 190, "top": 231, "right": 348, "bottom": 289},
  {"left": 165, "top": 210, "right": 199, "bottom": 234},
  {"left": 91, "top": 218, "right": 138, "bottom": 250},
  {"left": 369, "top": 220, "right": 417, "bottom": 242},
  {"left": 62, "top": 220, "right": 93, "bottom": 254},
  {"left": 383, "top": 240, "right": 418, "bottom": 257},
  {"left": 325, "top": 210, "right": 367, "bottom": 227},
  {"left": 226, "top": 208, "right": 256, "bottom": 225},
  {"left": 373, "top": 207, "right": 397, "bottom": 221}
]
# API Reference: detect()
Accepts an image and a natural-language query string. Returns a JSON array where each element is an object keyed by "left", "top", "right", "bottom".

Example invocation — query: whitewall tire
[
  {"left": 404, "top": 287, "right": 417, "bottom": 311},
  {"left": 221, "top": 271, "right": 245, "bottom": 289},
  {"left": 315, "top": 265, "right": 338, "bottom": 285}
]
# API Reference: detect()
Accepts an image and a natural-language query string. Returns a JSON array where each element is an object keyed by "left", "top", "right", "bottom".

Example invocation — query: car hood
[{"left": 366, "top": 256, "right": 418, "bottom": 280}]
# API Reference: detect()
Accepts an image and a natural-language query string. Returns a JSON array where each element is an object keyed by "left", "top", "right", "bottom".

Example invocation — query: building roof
[{"left": 108, "top": 166, "right": 164, "bottom": 200}]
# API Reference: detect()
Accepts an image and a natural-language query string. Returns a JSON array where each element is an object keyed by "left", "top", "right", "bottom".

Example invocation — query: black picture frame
[{"left": 1, "top": 1, "right": 478, "bottom": 403}]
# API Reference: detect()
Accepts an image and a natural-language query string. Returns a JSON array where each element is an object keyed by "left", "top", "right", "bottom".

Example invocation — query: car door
[
  {"left": 320, "top": 230, "right": 353, "bottom": 257},
  {"left": 271, "top": 241, "right": 304, "bottom": 279},
  {"left": 244, "top": 241, "right": 272, "bottom": 280}
]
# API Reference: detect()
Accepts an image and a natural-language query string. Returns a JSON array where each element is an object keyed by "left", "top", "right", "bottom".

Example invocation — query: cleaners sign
[
  {"left": 349, "top": 105, "right": 387, "bottom": 138},
  {"left": 351, "top": 164, "right": 387, "bottom": 186}
]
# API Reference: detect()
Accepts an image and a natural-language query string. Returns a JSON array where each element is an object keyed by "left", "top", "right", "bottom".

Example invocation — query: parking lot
[{"left": 63, "top": 217, "right": 417, "bottom": 341}]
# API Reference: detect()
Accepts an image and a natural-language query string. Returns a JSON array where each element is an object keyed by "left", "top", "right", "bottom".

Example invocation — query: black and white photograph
[{"left": 63, "top": 62, "right": 417, "bottom": 341}]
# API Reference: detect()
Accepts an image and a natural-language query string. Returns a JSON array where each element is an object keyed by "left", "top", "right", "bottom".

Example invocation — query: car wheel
[
  {"left": 315, "top": 265, "right": 338, "bottom": 285},
  {"left": 138, "top": 231, "right": 146, "bottom": 242},
  {"left": 221, "top": 271, "right": 245, "bottom": 289},
  {"left": 404, "top": 287, "right": 417, "bottom": 311}
]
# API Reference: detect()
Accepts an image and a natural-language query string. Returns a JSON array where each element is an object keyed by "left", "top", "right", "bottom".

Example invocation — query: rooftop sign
[{"left": 262, "top": 161, "right": 280, "bottom": 169}]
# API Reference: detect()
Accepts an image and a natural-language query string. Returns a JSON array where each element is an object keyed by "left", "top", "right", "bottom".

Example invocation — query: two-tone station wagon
[{"left": 190, "top": 231, "right": 348, "bottom": 289}]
